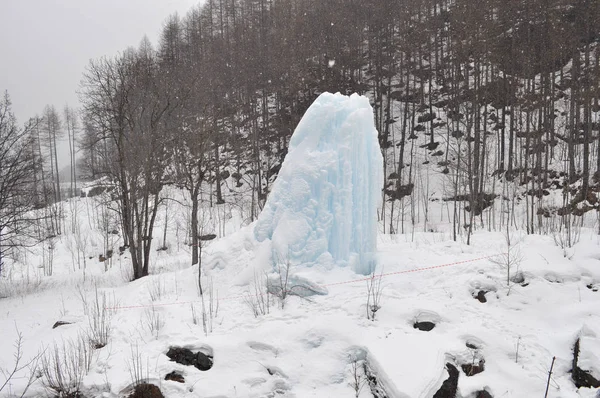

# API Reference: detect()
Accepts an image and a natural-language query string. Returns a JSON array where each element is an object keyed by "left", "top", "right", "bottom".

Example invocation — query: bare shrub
[
  {"left": 40, "top": 334, "right": 94, "bottom": 397},
  {"left": 198, "top": 277, "right": 219, "bottom": 336},
  {"left": 127, "top": 343, "right": 147, "bottom": 388},
  {"left": 348, "top": 356, "right": 366, "bottom": 398},
  {"left": 269, "top": 251, "right": 291, "bottom": 309},
  {"left": 243, "top": 270, "right": 271, "bottom": 318},
  {"left": 147, "top": 277, "right": 164, "bottom": 302},
  {"left": 190, "top": 303, "right": 199, "bottom": 325},
  {"left": 550, "top": 212, "right": 581, "bottom": 258},
  {"left": 0, "top": 269, "right": 44, "bottom": 299},
  {"left": 366, "top": 270, "right": 384, "bottom": 321},
  {"left": 491, "top": 234, "right": 523, "bottom": 295},
  {"left": 0, "top": 329, "right": 41, "bottom": 398},
  {"left": 87, "top": 287, "right": 115, "bottom": 349},
  {"left": 552, "top": 225, "right": 580, "bottom": 258},
  {"left": 75, "top": 284, "right": 89, "bottom": 315},
  {"left": 142, "top": 305, "right": 164, "bottom": 339}
]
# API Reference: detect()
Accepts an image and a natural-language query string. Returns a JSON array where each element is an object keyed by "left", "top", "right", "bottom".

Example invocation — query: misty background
[{"left": 0, "top": 0, "right": 198, "bottom": 171}]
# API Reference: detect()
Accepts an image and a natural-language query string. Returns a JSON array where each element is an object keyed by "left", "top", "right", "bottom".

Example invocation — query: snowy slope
[{"left": 1, "top": 197, "right": 600, "bottom": 398}]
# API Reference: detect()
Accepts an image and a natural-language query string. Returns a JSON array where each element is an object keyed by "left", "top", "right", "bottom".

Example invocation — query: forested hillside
[
  {"left": 3, "top": 2, "right": 600, "bottom": 397},
  {"left": 3, "top": 0, "right": 600, "bottom": 276}
]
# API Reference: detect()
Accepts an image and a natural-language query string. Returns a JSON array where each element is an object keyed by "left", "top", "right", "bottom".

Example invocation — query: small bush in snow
[
  {"left": 491, "top": 234, "right": 523, "bottom": 295},
  {"left": 40, "top": 334, "right": 94, "bottom": 397},
  {"left": 147, "top": 277, "right": 164, "bottom": 302},
  {"left": 551, "top": 216, "right": 581, "bottom": 258},
  {"left": 142, "top": 305, "right": 164, "bottom": 339},
  {"left": 244, "top": 270, "right": 271, "bottom": 318},
  {"left": 270, "top": 251, "right": 292, "bottom": 309},
  {"left": 87, "top": 287, "right": 115, "bottom": 349},
  {"left": 198, "top": 277, "right": 219, "bottom": 336},
  {"left": 348, "top": 356, "right": 366, "bottom": 397},
  {"left": 127, "top": 343, "right": 148, "bottom": 388},
  {"left": 366, "top": 270, "right": 384, "bottom": 321}
]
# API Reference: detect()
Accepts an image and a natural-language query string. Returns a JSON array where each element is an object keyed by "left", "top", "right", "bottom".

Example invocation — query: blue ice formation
[{"left": 254, "top": 92, "right": 383, "bottom": 275}]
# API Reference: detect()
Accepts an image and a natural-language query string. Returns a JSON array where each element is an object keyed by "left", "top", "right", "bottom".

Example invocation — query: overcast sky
[{"left": 0, "top": 0, "right": 200, "bottom": 125}]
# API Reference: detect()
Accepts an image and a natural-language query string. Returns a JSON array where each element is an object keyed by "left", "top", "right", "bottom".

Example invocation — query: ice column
[{"left": 254, "top": 92, "right": 383, "bottom": 274}]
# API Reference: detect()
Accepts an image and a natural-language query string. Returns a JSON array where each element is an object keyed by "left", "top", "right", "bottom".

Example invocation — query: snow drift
[{"left": 254, "top": 92, "right": 383, "bottom": 274}]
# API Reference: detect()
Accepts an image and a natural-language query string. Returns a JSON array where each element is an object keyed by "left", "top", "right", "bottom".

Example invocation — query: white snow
[
  {"left": 254, "top": 92, "right": 383, "bottom": 275},
  {"left": 1, "top": 95, "right": 600, "bottom": 397},
  {"left": 2, "top": 199, "right": 600, "bottom": 398}
]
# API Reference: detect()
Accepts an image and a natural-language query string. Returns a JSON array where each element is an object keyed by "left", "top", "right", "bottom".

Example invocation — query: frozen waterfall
[{"left": 254, "top": 92, "right": 383, "bottom": 275}]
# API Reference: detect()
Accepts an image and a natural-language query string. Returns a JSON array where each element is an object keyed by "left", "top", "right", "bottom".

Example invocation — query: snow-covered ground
[
  {"left": 1, "top": 197, "right": 600, "bottom": 397},
  {"left": 1, "top": 94, "right": 599, "bottom": 398}
]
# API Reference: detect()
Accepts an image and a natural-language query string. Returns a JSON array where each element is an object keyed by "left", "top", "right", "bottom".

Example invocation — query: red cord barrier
[{"left": 108, "top": 253, "right": 503, "bottom": 310}]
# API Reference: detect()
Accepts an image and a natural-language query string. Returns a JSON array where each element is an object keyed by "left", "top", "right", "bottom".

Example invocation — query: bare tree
[
  {"left": 63, "top": 105, "right": 79, "bottom": 198},
  {"left": 41, "top": 105, "right": 63, "bottom": 234},
  {"left": 81, "top": 41, "right": 182, "bottom": 279},
  {"left": 0, "top": 92, "right": 40, "bottom": 273}
]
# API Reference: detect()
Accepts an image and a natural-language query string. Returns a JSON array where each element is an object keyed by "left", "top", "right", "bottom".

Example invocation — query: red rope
[{"left": 107, "top": 253, "right": 503, "bottom": 310}]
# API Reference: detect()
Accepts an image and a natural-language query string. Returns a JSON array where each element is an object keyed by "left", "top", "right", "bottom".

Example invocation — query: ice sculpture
[{"left": 254, "top": 92, "right": 383, "bottom": 275}]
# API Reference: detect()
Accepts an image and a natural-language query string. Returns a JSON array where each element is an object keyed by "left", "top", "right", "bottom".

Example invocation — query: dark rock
[
  {"left": 164, "top": 371, "right": 185, "bottom": 383},
  {"left": 461, "top": 359, "right": 485, "bottom": 376},
  {"left": 418, "top": 113, "right": 436, "bottom": 123},
  {"left": 166, "top": 347, "right": 213, "bottom": 371},
  {"left": 510, "top": 272, "right": 525, "bottom": 284},
  {"left": 572, "top": 338, "right": 600, "bottom": 388},
  {"left": 433, "top": 363, "right": 459, "bottom": 398},
  {"left": 196, "top": 352, "right": 213, "bottom": 371},
  {"left": 199, "top": 234, "right": 217, "bottom": 241},
  {"left": 363, "top": 361, "right": 388, "bottom": 398},
  {"left": 443, "top": 193, "right": 496, "bottom": 216},
  {"left": 385, "top": 183, "right": 414, "bottom": 201},
  {"left": 52, "top": 321, "right": 72, "bottom": 329},
  {"left": 420, "top": 141, "right": 440, "bottom": 151},
  {"left": 166, "top": 347, "right": 195, "bottom": 366},
  {"left": 87, "top": 186, "right": 107, "bottom": 197},
  {"left": 128, "top": 383, "right": 164, "bottom": 398},
  {"left": 475, "top": 291, "right": 488, "bottom": 303},
  {"left": 414, "top": 321, "right": 436, "bottom": 331},
  {"left": 466, "top": 342, "right": 479, "bottom": 350},
  {"left": 474, "top": 390, "right": 493, "bottom": 398}
]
